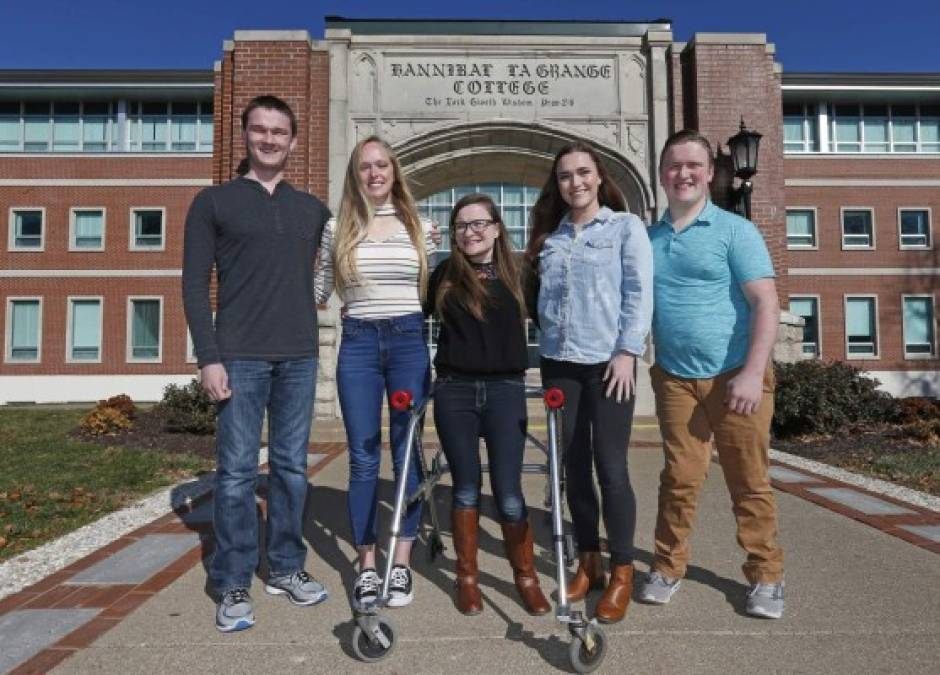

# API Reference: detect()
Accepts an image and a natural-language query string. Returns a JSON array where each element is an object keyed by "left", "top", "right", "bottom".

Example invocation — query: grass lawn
[{"left": 0, "top": 408, "right": 214, "bottom": 562}]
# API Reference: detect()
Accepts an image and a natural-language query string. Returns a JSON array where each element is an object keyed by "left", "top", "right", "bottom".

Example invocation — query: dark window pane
[
  {"left": 782, "top": 102, "right": 803, "bottom": 116},
  {"left": 23, "top": 101, "right": 49, "bottom": 116},
  {"left": 0, "top": 101, "right": 20, "bottom": 115},
  {"left": 142, "top": 102, "right": 167, "bottom": 115},
  {"left": 201, "top": 100, "right": 214, "bottom": 114},
  {"left": 864, "top": 104, "right": 888, "bottom": 117},
  {"left": 138, "top": 212, "right": 162, "bottom": 235},
  {"left": 921, "top": 104, "right": 940, "bottom": 117},
  {"left": 18, "top": 211, "right": 42, "bottom": 235},
  {"left": 84, "top": 101, "right": 110, "bottom": 115},
  {"left": 54, "top": 101, "right": 79, "bottom": 115},
  {"left": 834, "top": 103, "right": 859, "bottom": 117},
  {"left": 893, "top": 104, "right": 916, "bottom": 117},
  {"left": 172, "top": 101, "right": 197, "bottom": 115}
]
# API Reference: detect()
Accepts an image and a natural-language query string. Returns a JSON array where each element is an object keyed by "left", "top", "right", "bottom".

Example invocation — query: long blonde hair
[
  {"left": 435, "top": 193, "right": 525, "bottom": 324},
  {"left": 334, "top": 135, "right": 429, "bottom": 300}
]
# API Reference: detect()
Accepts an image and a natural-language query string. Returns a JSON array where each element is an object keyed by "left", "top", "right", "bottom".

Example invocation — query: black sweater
[
  {"left": 425, "top": 258, "right": 528, "bottom": 378},
  {"left": 182, "top": 177, "right": 330, "bottom": 367}
]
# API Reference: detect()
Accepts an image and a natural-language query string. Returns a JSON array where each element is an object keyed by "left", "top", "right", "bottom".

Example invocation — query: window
[
  {"left": 417, "top": 182, "right": 540, "bottom": 252},
  {"left": 899, "top": 209, "right": 931, "bottom": 249},
  {"left": 891, "top": 104, "right": 917, "bottom": 152},
  {"left": 842, "top": 209, "right": 874, "bottom": 249},
  {"left": 821, "top": 102, "right": 940, "bottom": 154},
  {"left": 81, "top": 101, "right": 113, "bottom": 152},
  {"left": 23, "top": 101, "right": 50, "bottom": 152},
  {"left": 845, "top": 296, "right": 878, "bottom": 358},
  {"left": 52, "top": 102, "right": 80, "bottom": 152},
  {"left": 786, "top": 209, "right": 816, "bottom": 248},
  {"left": 68, "top": 298, "right": 102, "bottom": 362},
  {"left": 789, "top": 297, "right": 820, "bottom": 357},
  {"left": 128, "top": 100, "right": 213, "bottom": 152},
  {"left": 783, "top": 103, "right": 818, "bottom": 153},
  {"left": 131, "top": 208, "right": 164, "bottom": 250},
  {"left": 0, "top": 101, "right": 20, "bottom": 151},
  {"left": 832, "top": 104, "right": 861, "bottom": 153},
  {"left": 70, "top": 208, "right": 105, "bottom": 250},
  {"left": 9, "top": 208, "right": 44, "bottom": 250},
  {"left": 128, "top": 298, "right": 162, "bottom": 361},
  {"left": 6, "top": 298, "right": 41, "bottom": 362},
  {"left": 902, "top": 296, "right": 936, "bottom": 358}
]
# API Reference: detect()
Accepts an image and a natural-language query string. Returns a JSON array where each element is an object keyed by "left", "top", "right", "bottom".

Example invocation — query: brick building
[{"left": 1, "top": 19, "right": 937, "bottom": 413}]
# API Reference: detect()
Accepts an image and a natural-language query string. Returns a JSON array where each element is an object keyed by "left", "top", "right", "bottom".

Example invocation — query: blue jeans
[
  {"left": 433, "top": 376, "right": 528, "bottom": 522},
  {"left": 209, "top": 358, "right": 316, "bottom": 594},
  {"left": 337, "top": 313, "right": 431, "bottom": 547}
]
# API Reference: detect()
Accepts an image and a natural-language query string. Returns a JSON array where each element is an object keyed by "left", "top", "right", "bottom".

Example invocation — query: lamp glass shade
[{"left": 729, "top": 124, "right": 762, "bottom": 179}]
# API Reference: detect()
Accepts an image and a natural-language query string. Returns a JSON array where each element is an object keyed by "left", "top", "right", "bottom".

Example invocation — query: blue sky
[{"left": 2, "top": 0, "right": 938, "bottom": 72}]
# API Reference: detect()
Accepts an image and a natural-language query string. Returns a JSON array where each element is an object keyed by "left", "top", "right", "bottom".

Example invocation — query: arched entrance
[{"left": 393, "top": 121, "right": 653, "bottom": 219}]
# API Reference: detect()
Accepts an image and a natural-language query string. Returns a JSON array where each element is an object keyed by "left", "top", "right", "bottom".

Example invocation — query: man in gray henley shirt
[{"left": 182, "top": 95, "right": 331, "bottom": 632}]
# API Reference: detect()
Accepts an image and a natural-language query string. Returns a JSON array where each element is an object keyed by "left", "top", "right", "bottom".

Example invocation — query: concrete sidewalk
[{"left": 3, "top": 415, "right": 939, "bottom": 674}]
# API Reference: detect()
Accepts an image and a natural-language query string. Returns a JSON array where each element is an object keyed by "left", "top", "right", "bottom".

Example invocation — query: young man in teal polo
[{"left": 639, "top": 129, "right": 785, "bottom": 619}]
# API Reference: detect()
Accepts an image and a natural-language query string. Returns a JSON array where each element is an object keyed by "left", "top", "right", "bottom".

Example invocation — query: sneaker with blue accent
[
  {"left": 264, "top": 570, "right": 329, "bottom": 606},
  {"left": 745, "top": 580, "right": 785, "bottom": 619},
  {"left": 216, "top": 587, "right": 255, "bottom": 632},
  {"left": 638, "top": 571, "right": 681, "bottom": 605},
  {"left": 387, "top": 564, "right": 414, "bottom": 608}
]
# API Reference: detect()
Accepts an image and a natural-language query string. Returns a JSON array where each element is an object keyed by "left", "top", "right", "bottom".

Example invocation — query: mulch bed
[
  {"left": 72, "top": 408, "right": 216, "bottom": 460},
  {"left": 773, "top": 425, "right": 939, "bottom": 496}
]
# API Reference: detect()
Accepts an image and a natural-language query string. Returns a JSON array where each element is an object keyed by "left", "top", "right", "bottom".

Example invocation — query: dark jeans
[
  {"left": 433, "top": 376, "right": 528, "bottom": 523},
  {"left": 337, "top": 312, "right": 431, "bottom": 547},
  {"left": 210, "top": 358, "right": 317, "bottom": 594},
  {"left": 540, "top": 357, "right": 637, "bottom": 566}
]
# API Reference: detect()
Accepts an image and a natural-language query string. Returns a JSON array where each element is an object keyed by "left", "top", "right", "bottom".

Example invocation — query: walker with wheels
[{"left": 349, "top": 385, "right": 607, "bottom": 673}]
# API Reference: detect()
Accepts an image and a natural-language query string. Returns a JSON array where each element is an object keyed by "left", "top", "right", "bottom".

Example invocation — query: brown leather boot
[
  {"left": 501, "top": 519, "right": 551, "bottom": 616},
  {"left": 595, "top": 563, "right": 634, "bottom": 623},
  {"left": 452, "top": 508, "right": 482, "bottom": 615},
  {"left": 567, "top": 551, "right": 606, "bottom": 602}
]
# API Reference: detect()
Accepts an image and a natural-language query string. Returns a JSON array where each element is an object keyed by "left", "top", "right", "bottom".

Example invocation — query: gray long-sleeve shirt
[{"left": 182, "top": 177, "right": 330, "bottom": 367}]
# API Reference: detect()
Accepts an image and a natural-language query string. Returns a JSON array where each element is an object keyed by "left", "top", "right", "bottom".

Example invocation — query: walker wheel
[
  {"left": 351, "top": 616, "right": 396, "bottom": 662},
  {"left": 568, "top": 623, "right": 607, "bottom": 673}
]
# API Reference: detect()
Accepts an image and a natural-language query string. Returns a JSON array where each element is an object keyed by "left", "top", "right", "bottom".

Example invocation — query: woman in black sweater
[{"left": 425, "top": 193, "right": 550, "bottom": 617}]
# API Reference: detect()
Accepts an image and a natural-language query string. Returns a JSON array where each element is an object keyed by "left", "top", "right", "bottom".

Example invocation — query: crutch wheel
[
  {"left": 351, "top": 616, "right": 396, "bottom": 663},
  {"left": 568, "top": 623, "right": 607, "bottom": 674}
]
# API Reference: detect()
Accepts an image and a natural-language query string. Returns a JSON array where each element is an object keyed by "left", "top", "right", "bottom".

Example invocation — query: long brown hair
[
  {"left": 435, "top": 193, "right": 525, "bottom": 323},
  {"left": 333, "top": 135, "right": 429, "bottom": 300},
  {"left": 525, "top": 141, "right": 626, "bottom": 262}
]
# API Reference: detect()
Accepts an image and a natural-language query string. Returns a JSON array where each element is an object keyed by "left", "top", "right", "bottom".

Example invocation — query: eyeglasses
[{"left": 453, "top": 219, "right": 495, "bottom": 233}]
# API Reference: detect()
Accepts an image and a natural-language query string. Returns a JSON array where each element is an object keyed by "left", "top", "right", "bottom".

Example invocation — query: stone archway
[{"left": 393, "top": 121, "right": 652, "bottom": 218}]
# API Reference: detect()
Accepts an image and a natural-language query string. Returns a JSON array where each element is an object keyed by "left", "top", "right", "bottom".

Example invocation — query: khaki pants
[{"left": 650, "top": 364, "right": 784, "bottom": 584}]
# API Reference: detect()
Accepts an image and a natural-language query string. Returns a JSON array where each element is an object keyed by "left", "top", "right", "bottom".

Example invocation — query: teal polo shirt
[{"left": 649, "top": 201, "right": 775, "bottom": 379}]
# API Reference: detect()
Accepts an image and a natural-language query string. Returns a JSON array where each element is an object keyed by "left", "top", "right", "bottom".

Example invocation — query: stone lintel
[{"left": 232, "top": 29, "right": 312, "bottom": 43}]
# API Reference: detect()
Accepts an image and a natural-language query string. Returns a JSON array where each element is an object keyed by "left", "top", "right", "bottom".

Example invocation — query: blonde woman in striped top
[{"left": 314, "top": 135, "right": 435, "bottom": 610}]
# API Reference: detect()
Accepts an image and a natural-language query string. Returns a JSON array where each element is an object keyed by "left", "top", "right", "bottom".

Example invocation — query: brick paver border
[{"left": 2, "top": 442, "right": 346, "bottom": 675}]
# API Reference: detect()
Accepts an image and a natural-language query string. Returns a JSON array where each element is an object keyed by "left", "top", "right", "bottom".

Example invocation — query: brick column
[{"left": 676, "top": 33, "right": 788, "bottom": 297}]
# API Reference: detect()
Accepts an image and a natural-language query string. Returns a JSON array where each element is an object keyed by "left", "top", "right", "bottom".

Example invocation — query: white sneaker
[{"left": 745, "top": 580, "right": 785, "bottom": 619}]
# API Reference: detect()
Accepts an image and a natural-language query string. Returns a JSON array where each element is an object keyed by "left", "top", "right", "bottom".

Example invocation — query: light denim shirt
[{"left": 537, "top": 207, "right": 653, "bottom": 363}]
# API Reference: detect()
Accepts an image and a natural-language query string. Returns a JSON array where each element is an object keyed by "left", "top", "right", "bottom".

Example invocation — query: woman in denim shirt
[
  {"left": 426, "top": 193, "right": 550, "bottom": 617},
  {"left": 526, "top": 141, "right": 653, "bottom": 624}
]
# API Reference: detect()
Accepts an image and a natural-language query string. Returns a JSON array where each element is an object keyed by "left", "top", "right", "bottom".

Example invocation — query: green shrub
[
  {"left": 79, "top": 406, "right": 132, "bottom": 436},
  {"left": 773, "top": 360, "right": 900, "bottom": 438},
  {"left": 157, "top": 379, "right": 216, "bottom": 435}
]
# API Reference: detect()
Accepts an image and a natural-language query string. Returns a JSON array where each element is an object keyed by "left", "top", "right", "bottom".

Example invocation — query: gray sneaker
[
  {"left": 638, "top": 571, "right": 681, "bottom": 605},
  {"left": 265, "top": 570, "right": 329, "bottom": 607},
  {"left": 216, "top": 588, "right": 255, "bottom": 632},
  {"left": 745, "top": 581, "right": 785, "bottom": 619}
]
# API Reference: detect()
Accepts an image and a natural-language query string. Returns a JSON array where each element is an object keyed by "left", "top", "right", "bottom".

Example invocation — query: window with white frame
[
  {"left": 789, "top": 297, "right": 820, "bottom": 357},
  {"left": 6, "top": 298, "right": 41, "bottom": 362},
  {"left": 842, "top": 209, "right": 874, "bottom": 248},
  {"left": 129, "top": 298, "right": 162, "bottom": 361},
  {"left": 68, "top": 298, "right": 102, "bottom": 361},
  {"left": 786, "top": 209, "right": 816, "bottom": 248},
  {"left": 822, "top": 102, "right": 940, "bottom": 154},
  {"left": 0, "top": 101, "right": 18, "bottom": 151},
  {"left": 899, "top": 209, "right": 931, "bottom": 249},
  {"left": 783, "top": 102, "right": 818, "bottom": 153},
  {"left": 845, "top": 296, "right": 878, "bottom": 357},
  {"left": 128, "top": 100, "right": 213, "bottom": 153},
  {"left": 902, "top": 296, "right": 935, "bottom": 357},
  {"left": 9, "top": 208, "right": 44, "bottom": 249},
  {"left": 131, "top": 208, "right": 164, "bottom": 249},
  {"left": 70, "top": 208, "right": 105, "bottom": 250}
]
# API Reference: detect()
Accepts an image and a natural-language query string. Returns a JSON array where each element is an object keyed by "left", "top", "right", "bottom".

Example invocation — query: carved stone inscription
[{"left": 379, "top": 56, "right": 620, "bottom": 114}]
